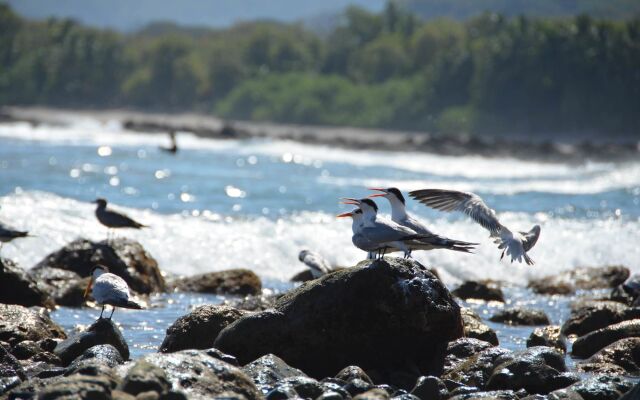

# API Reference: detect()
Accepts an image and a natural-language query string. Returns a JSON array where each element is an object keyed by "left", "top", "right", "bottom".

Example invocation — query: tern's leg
[
  {"left": 99, "top": 305, "right": 105, "bottom": 319},
  {"left": 109, "top": 306, "right": 116, "bottom": 320}
]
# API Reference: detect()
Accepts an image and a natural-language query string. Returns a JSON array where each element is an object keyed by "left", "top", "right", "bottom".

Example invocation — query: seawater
[{"left": 1, "top": 118, "right": 639, "bottom": 358}]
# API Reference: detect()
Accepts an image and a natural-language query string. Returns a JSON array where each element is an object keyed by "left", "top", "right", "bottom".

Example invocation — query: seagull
[
  {"left": 298, "top": 250, "right": 332, "bottom": 278},
  {"left": 0, "top": 221, "right": 31, "bottom": 254},
  {"left": 93, "top": 198, "right": 147, "bottom": 242},
  {"left": 84, "top": 265, "right": 143, "bottom": 319},
  {"left": 369, "top": 187, "right": 477, "bottom": 257},
  {"left": 340, "top": 198, "right": 475, "bottom": 259},
  {"left": 409, "top": 189, "right": 541, "bottom": 265}
]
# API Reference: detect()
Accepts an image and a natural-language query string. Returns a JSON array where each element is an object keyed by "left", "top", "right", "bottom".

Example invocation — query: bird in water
[
  {"left": 93, "top": 198, "right": 147, "bottom": 242},
  {"left": 84, "top": 265, "right": 143, "bottom": 319},
  {"left": 160, "top": 130, "right": 178, "bottom": 154},
  {"left": 409, "top": 188, "right": 541, "bottom": 265},
  {"left": 298, "top": 250, "right": 332, "bottom": 278}
]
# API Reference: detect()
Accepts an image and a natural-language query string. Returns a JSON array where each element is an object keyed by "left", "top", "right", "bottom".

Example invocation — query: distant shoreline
[{"left": 1, "top": 106, "right": 638, "bottom": 162}]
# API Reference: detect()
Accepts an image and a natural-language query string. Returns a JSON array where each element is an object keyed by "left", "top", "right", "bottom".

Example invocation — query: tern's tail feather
[
  {"left": 407, "top": 234, "right": 477, "bottom": 253},
  {"left": 119, "top": 299, "right": 144, "bottom": 309},
  {"left": 495, "top": 234, "right": 535, "bottom": 265}
]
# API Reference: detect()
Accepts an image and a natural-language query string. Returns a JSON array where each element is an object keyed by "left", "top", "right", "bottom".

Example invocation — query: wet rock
[
  {"left": 577, "top": 338, "right": 640, "bottom": 375},
  {"left": 279, "top": 376, "right": 324, "bottom": 399},
  {"left": 0, "top": 343, "right": 25, "bottom": 395},
  {"left": 354, "top": 388, "right": 390, "bottom": 400},
  {"left": 119, "top": 360, "right": 171, "bottom": 396},
  {"left": 527, "top": 326, "right": 567, "bottom": 353},
  {"left": 444, "top": 338, "right": 494, "bottom": 374},
  {"left": 486, "top": 347, "right": 578, "bottom": 394},
  {"left": 242, "top": 354, "right": 307, "bottom": 392},
  {"left": 621, "top": 381, "right": 640, "bottom": 400},
  {"left": 55, "top": 318, "right": 129, "bottom": 365},
  {"left": 12, "top": 340, "right": 42, "bottom": 360},
  {"left": 159, "top": 305, "right": 249, "bottom": 353},
  {"left": 0, "top": 304, "right": 66, "bottom": 346},
  {"left": 0, "top": 258, "right": 54, "bottom": 308},
  {"left": 32, "top": 238, "right": 166, "bottom": 294},
  {"left": 448, "top": 391, "right": 519, "bottom": 400},
  {"left": 443, "top": 346, "right": 512, "bottom": 389},
  {"left": 215, "top": 258, "right": 463, "bottom": 384},
  {"left": 67, "top": 344, "right": 124, "bottom": 371},
  {"left": 528, "top": 265, "right": 630, "bottom": 295},
  {"left": 169, "top": 269, "right": 262, "bottom": 296},
  {"left": 410, "top": 376, "right": 448, "bottom": 400},
  {"left": 572, "top": 319, "right": 640, "bottom": 358},
  {"left": 139, "top": 349, "right": 262, "bottom": 399},
  {"left": 452, "top": 281, "right": 504, "bottom": 302},
  {"left": 561, "top": 301, "right": 640, "bottom": 337},
  {"left": 489, "top": 307, "right": 550, "bottom": 326},
  {"left": 29, "top": 267, "right": 90, "bottom": 307},
  {"left": 335, "top": 365, "right": 373, "bottom": 384},
  {"left": 37, "top": 374, "right": 114, "bottom": 399},
  {"left": 344, "top": 378, "right": 375, "bottom": 396},
  {"left": 460, "top": 308, "right": 499, "bottom": 345},
  {"left": 224, "top": 293, "right": 279, "bottom": 312},
  {"left": 204, "top": 348, "right": 239, "bottom": 366},
  {"left": 550, "top": 375, "right": 634, "bottom": 400}
]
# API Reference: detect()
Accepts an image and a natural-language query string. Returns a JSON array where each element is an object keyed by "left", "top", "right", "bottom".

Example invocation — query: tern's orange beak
[
  {"left": 83, "top": 279, "right": 93, "bottom": 299},
  {"left": 340, "top": 197, "right": 360, "bottom": 205},
  {"left": 368, "top": 188, "right": 387, "bottom": 198},
  {"left": 336, "top": 212, "right": 354, "bottom": 218},
  {"left": 368, "top": 193, "right": 386, "bottom": 198}
]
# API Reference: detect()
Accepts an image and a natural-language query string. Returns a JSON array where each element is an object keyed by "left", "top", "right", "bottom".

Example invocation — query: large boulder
[
  {"left": 160, "top": 305, "right": 249, "bottom": 353},
  {"left": 549, "top": 375, "right": 634, "bottom": 400},
  {"left": 119, "top": 359, "right": 172, "bottom": 397},
  {"left": 169, "top": 269, "right": 262, "bottom": 295},
  {"left": 32, "top": 238, "right": 165, "bottom": 294},
  {"left": 527, "top": 326, "right": 567, "bottom": 353},
  {"left": 54, "top": 318, "right": 129, "bottom": 365},
  {"left": 0, "top": 258, "right": 54, "bottom": 308},
  {"left": 572, "top": 319, "right": 640, "bottom": 358},
  {"left": 489, "top": 308, "right": 550, "bottom": 326},
  {"left": 215, "top": 258, "right": 463, "bottom": 383},
  {"left": 577, "top": 337, "right": 640, "bottom": 375},
  {"left": 460, "top": 308, "right": 499, "bottom": 345},
  {"left": 0, "top": 304, "right": 66, "bottom": 346},
  {"left": 528, "top": 265, "right": 630, "bottom": 295},
  {"left": 452, "top": 281, "right": 505, "bottom": 303},
  {"left": 242, "top": 354, "right": 307, "bottom": 392},
  {"left": 29, "top": 267, "right": 90, "bottom": 307},
  {"left": 444, "top": 338, "right": 495, "bottom": 374},
  {"left": 136, "top": 349, "right": 262, "bottom": 399},
  {"left": 562, "top": 300, "right": 640, "bottom": 337}
]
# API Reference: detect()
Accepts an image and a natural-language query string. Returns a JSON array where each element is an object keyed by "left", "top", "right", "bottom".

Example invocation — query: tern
[
  {"left": 340, "top": 198, "right": 475, "bottom": 258},
  {"left": 298, "top": 250, "right": 332, "bottom": 278},
  {"left": 409, "top": 189, "right": 541, "bottom": 265},
  {"left": 93, "top": 198, "right": 147, "bottom": 242},
  {"left": 337, "top": 208, "right": 403, "bottom": 258},
  {"left": 84, "top": 265, "right": 143, "bottom": 319},
  {"left": 0, "top": 218, "right": 31, "bottom": 254}
]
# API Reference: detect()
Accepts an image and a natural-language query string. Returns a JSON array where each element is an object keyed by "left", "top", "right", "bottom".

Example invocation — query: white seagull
[
  {"left": 84, "top": 265, "right": 143, "bottom": 319},
  {"left": 298, "top": 250, "right": 332, "bottom": 278},
  {"left": 409, "top": 189, "right": 541, "bottom": 265},
  {"left": 93, "top": 198, "right": 147, "bottom": 242}
]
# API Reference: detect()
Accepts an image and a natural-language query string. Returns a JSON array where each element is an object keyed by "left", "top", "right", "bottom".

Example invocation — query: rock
[
  {"left": 36, "top": 374, "right": 115, "bottom": 399},
  {"left": 169, "top": 269, "right": 262, "bottom": 296},
  {"left": 0, "top": 343, "right": 25, "bottom": 395},
  {"left": 159, "top": 305, "right": 249, "bottom": 353},
  {"left": 550, "top": 375, "right": 634, "bottom": 400},
  {"left": 410, "top": 376, "right": 448, "bottom": 400},
  {"left": 277, "top": 376, "right": 324, "bottom": 399},
  {"left": 452, "top": 281, "right": 505, "bottom": 302},
  {"left": 444, "top": 338, "right": 494, "bottom": 374},
  {"left": 354, "top": 388, "right": 390, "bottom": 400},
  {"left": 215, "top": 258, "right": 463, "bottom": 384},
  {"left": 344, "top": 378, "right": 375, "bottom": 396},
  {"left": 32, "top": 238, "right": 166, "bottom": 294},
  {"left": 12, "top": 340, "right": 42, "bottom": 360},
  {"left": 621, "top": 381, "right": 640, "bottom": 399},
  {"left": 54, "top": 318, "right": 129, "bottom": 365},
  {"left": 448, "top": 391, "right": 519, "bottom": 400},
  {"left": 67, "top": 344, "right": 124, "bottom": 370},
  {"left": 527, "top": 326, "right": 567, "bottom": 353},
  {"left": 0, "top": 258, "right": 54, "bottom": 308},
  {"left": 577, "top": 338, "right": 640, "bottom": 375},
  {"left": 443, "top": 346, "right": 512, "bottom": 389},
  {"left": 572, "top": 319, "right": 640, "bottom": 358},
  {"left": 203, "top": 348, "right": 239, "bottom": 366},
  {"left": 528, "top": 265, "right": 630, "bottom": 295},
  {"left": 489, "top": 308, "right": 550, "bottom": 326},
  {"left": 223, "top": 293, "right": 279, "bottom": 312},
  {"left": 486, "top": 347, "right": 578, "bottom": 394},
  {"left": 290, "top": 269, "right": 316, "bottom": 282},
  {"left": 140, "top": 349, "right": 262, "bottom": 399},
  {"left": 0, "top": 304, "right": 66, "bottom": 346},
  {"left": 242, "top": 354, "right": 307, "bottom": 392},
  {"left": 460, "top": 308, "right": 499, "bottom": 345},
  {"left": 119, "top": 360, "right": 171, "bottom": 396},
  {"left": 335, "top": 365, "right": 373, "bottom": 384},
  {"left": 561, "top": 301, "right": 640, "bottom": 337},
  {"left": 29, "top": 267, "right": 90, "bottom": 307}
]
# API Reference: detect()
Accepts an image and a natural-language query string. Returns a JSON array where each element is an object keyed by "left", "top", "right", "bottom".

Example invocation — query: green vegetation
[{"left": 1, "top": 3, "right": 639, "bottom": 136}]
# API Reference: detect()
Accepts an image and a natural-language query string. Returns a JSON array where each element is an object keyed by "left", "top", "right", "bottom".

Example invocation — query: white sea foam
[{"left": 1, "top": 191, "right": 638, "bottom": 286}]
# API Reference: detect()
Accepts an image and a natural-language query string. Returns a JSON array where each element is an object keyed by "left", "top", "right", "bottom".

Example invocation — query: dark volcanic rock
[
  {"left": 55, "top": 318, "right": 129, "bottom": 365},
  {"left": 528, "top": 265, "right": 630, "bottom": 295},
  {"left": 119, "top": 359, "right": 171, "bottom": 396},
  {"left": 448, "top": 391, "right": 519, "bottom": 400},
  {"left": 0, "top": 258, "right": 54, "bottom": 308},
  {"left": 215, "top": 258, "right": 463, "bottom": 383},
  {"left": 527, "top": 326, "right": 567, "bottom": 353},
  {"left": 159, "top": 305, "right": 248, "bottom": 353},
  {"left": 223, "top": 293, "right": 279, "bottom": 312},
  {"left": 242, "top": 353, "right": 307, "bottom": 392},
  {"left": 0, "top": 304, "right": 66, "bottom": 346},
  {"left": 577, "top": 337, "right": 640, "bottom": 375},
  {"left": 460, "top": 308, "right": 499, "bottom": 345},
  {"left": 170, "top": 268, "right": 262, "bottom": 295},
  {"left": 443, "top": 346, "right": 512, "bottom": 389},
  {"left": 0, "top": 343, "right": 25, "bottom": 395},
  {"left": 67, "top": 344, "right": 124, "bottom": 371},
  {"left": 140, "top": 349, "right": 262, "bottom": 399},
  {"left": 561, "top": 300, "right": 640, "bottom": 337},
  {"left": 489, "top": 307, "right": 550, "bottom": 326},
  {"left": 353, "top": 388, "right": 390, "bottom": 399},
  {"left": 335, "top": 365, "right": 373, "bottom": 384},
  {"left": 410, "top": 376, "right": 448, "bottom": 400},
  {"left": 32, "top": 238, "right": 165, "bottom": 294},
  {"left": 550, "top": 375, "right": 634, "bottom": 400},
  {"left": 452, "top": 281, "right": 504, "bottom": 302},
  {"left": 29, "top": 267, "right": 90, "bottom": 307},
  {"left": 572, "top": 319, "right": 640, "bottom": 358},
  {"left": 444, "top": 338, "right": 494, "bottom": 374},
  {"left": 37, "top": 374, "right": 114, "bottom": 399}
]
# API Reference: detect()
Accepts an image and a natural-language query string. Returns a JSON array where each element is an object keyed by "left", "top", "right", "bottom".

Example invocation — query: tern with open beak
[{"left": 84, "top": 265, "right": 143, "bottom": 319}]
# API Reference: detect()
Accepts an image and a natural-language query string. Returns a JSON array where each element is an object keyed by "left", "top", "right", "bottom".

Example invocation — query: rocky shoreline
[
  {"left": 2, "top": 106, "right": 639, "bottom": 163},
  {"left": 1, "top": 239, "right": 639, "bottom": 399}
]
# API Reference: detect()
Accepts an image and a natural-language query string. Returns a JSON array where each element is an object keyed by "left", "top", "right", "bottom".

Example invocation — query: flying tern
[{"left": 84, "top": 265, "right": 143, "bottom": 319}]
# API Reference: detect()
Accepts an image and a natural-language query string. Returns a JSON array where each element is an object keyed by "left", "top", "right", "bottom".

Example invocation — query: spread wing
[{"left": 409, "top": 189, "right": 501, "bottom": 235}]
